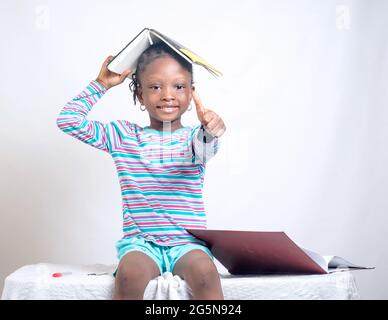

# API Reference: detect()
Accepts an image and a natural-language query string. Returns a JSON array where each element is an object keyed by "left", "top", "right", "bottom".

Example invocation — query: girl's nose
[{"left": 161, "top": 87, "right": 175, "bottom": 101}]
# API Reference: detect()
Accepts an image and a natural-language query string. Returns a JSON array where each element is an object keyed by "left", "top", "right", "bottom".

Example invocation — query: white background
[{"left": 1, "top": 0, "right": 387, "bottom": 299}]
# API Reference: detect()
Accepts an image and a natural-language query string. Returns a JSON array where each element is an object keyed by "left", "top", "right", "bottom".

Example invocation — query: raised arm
[
  {"left": 56, "top": 56, "right": 132, "bottom": 152},
  {"left": 191, "top": 89, "right": 226, "bottom": 164}
]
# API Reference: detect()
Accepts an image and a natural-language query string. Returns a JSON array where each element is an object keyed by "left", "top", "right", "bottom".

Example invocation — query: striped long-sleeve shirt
[{"left": 56, "top": 80, "right": 220, "bottom": 246}]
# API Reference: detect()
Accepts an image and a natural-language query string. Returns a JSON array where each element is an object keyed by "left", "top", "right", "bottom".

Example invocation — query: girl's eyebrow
[{"left": 144, "top": 81, "right": 189, "bottom": 86}]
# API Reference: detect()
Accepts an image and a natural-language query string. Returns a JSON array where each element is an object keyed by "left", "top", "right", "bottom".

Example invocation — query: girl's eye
[
  {"left": 149, "top": 85, "right": 160, "bottom": 90},
  {"left": 176, "top": 84, "right": 185, "bottom": 90}
]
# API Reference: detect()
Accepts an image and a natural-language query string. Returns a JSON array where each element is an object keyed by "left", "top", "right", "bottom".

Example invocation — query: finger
[
  {"left": 214, "top": 126, "right": 226, "bottom": 138},
  {"left": 202, "top": 110, "right": 213, "bottom": 125},
  {"left": 103, "top": 55, "right": 114, "bottom": 67},
  {"left": 204, "top": 116, "right": 219, "bottom": 132},
  {"left": 119, "top": 68, "right": 133, "bottom": 81},
  {"left": 192, "top": 90, "right": 205, "bottom": 122},
  {"left": 206, "top": 122, "right": 223, "bottom": 137}
]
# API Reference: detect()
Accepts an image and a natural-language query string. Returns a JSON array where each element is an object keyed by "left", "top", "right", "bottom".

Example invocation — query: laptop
[{"left": 186, "top": 229, "right": 327, "bottom": 275}]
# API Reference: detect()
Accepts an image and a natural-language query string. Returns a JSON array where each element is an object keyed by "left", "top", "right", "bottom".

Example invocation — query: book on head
[
  {"left": 186, "top": 229, "right": 375, "bottom": 275},
  {"left": 107, "top": 28, "right": 222, "bottom": 78}
]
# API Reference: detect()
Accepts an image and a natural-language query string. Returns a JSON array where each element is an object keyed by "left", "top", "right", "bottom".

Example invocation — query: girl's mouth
[{"left": 157, "top": 106, "right": 179, "bottom": 113}]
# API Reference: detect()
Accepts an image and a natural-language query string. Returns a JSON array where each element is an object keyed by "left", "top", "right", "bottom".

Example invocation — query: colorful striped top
[{"left": 56, "top": 80, "right": 220, "bottom": 246}]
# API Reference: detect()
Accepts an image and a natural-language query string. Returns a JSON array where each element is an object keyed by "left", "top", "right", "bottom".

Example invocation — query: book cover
[
  {"left": 186, "top": 229, "right": 374, "bottom": 275},
  {"left": 107, "top": 28, "right": 222, "bottom": 78}
]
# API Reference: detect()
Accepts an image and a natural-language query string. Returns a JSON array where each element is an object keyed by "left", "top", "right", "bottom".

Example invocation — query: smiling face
[{"left": 136, "top": 55, "right": 193, "bottom": 132}]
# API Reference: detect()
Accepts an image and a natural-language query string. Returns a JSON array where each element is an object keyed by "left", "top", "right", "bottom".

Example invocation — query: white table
[{"left": 1, "top": 263, "right": 360, "bottom": 300}]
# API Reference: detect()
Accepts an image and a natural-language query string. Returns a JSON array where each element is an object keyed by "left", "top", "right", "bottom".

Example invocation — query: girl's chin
[
  {"left": 155, "top": 112, "right": 181, "bottom": 121},
  {"left": 153, "top": 115, "right": 181, "bottom": 123}
]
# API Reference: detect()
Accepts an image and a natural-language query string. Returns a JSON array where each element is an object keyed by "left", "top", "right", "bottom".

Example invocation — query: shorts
[{"left": 113, "top": 236, "right": 214, "bottom": 277}]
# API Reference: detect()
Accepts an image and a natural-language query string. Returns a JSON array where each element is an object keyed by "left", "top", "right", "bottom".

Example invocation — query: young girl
[{"left": 56, "top": 42, "right": 226, "bottom": 300}]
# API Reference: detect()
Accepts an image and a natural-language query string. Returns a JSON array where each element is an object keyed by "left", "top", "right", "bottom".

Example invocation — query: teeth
[{"left": 159, "top": 106, "right": 178, "bottom": 113}]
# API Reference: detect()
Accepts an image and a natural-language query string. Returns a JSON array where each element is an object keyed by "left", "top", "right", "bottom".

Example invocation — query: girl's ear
[{"left": 136, "top": 87, "right": 144, "bottom": 105}]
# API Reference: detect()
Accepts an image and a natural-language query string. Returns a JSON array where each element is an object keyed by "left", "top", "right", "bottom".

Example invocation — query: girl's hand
[
  {"left": 95, "top": 55, "right": 132, "bottom": 90},
  {"left": 192, "top": 90, "right": 226, "bottom": 138}
]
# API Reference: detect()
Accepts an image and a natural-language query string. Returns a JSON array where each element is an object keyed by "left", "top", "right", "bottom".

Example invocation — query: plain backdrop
[{"left": 1, "top": 0, "right": 387, "bottom": 299}]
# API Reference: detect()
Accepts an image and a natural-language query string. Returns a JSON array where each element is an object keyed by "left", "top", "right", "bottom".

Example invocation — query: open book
[
  {"left": 301, "top": 247, "right": 374, "bottom": 274},
  {"left": 107, "top": 28, "right": 222, "bottom": 78},
  {"left": 186, "top": 229, "right": 375, "bottom": 275}
]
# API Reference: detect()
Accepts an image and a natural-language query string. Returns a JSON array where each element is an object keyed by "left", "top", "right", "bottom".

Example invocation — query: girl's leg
[
  {"left": 172, "top": 249, "right": 224, "bottom": 300},
  {"left": 113, "top": 251, "right": 160, "bottom": 300}
]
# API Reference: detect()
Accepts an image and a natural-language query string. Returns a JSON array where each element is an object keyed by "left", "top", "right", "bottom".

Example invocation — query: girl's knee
[
  {"left": 114, "top": 268, "right": 152, "bottom": 299},
  {"left": 114, "top": 252, "right": 160, "bottom": 299},
  {"left": 187, "top": 258, "right": 219, "bottom": 287},
  {"left": 184, "top": 258, "right": 223, "bottom": 299}
]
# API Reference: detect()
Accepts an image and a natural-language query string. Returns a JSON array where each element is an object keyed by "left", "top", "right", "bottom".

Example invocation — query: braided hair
[{"left": 129, "top": 42, "right": 193, "bottom": 105}]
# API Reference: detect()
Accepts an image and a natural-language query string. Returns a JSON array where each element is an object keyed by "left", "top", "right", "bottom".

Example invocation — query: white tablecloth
[{"left": 1, "top": 262, "right": 360, "bottom": 300}]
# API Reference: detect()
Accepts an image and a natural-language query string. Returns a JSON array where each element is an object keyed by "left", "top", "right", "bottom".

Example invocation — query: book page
[
  {"left": 301, "top": 250, "right": 374, "bottom": 273},
  {"left": 326, "top": 256, "right": 374, "bottom": 272},
  {"left": 149, "top": 30, "right": 192, "bottom": 65},
  {"left": 150, "top": 29, "right": 222, "bottom": 77},
  {"left": 301, "top": 248, "right": 329, "bottom": 273}
]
